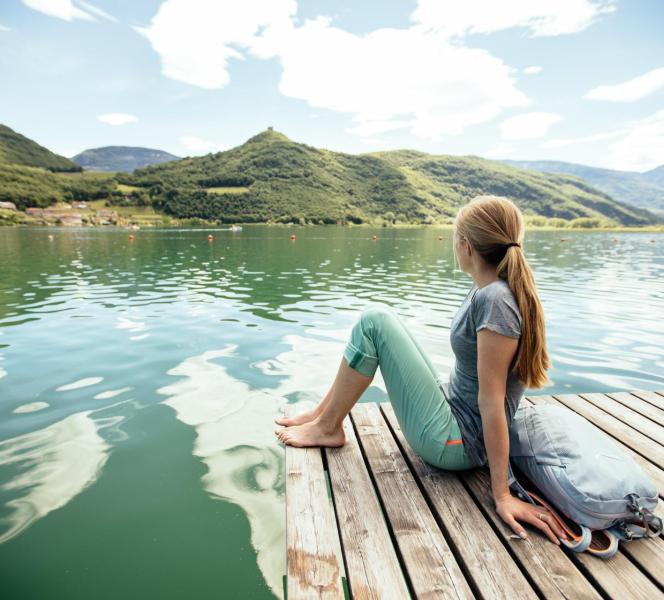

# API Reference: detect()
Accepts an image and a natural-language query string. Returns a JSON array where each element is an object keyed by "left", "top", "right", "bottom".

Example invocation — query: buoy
[
  {"left": 128, "top": 234, "right": 135, "bottom": 241},
  {"left": 651, "top": 239, "right": 656, "bottom": 243},
  {"left": 372, "top": 235, "right": 378, "bottom": 240},
  {"left": 612, "top": 238, "right": 618, "bottom": 242},
  {"left": 48, "top": 234, "right": 54, "bottom": 241},
  {"left": 290, "top": 234, "right": 296, "bottom": 240},
  {"left": 559, "top": 238, "right": 567, "bottom": 242},
  {"left": 437, "top": 236, "right": 443, "bottom": 240},
  {"left": 208, "top": 234, "right": 214, "bottom": 241}
]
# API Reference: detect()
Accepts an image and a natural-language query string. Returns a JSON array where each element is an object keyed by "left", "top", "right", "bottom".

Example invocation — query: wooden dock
[{"left": 283, "top": 389, "right": 664, "bottom": 599}]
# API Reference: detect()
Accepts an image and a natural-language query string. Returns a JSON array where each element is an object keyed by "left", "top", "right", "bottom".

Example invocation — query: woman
[{"left": 274, "top": 195, "right": 566, "bottom": 545}]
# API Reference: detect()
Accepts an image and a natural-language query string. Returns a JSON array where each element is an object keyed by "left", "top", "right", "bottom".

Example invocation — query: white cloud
[
  {"left": 252, "top": 16, "right": 531, "bottom": 139},
  {"left": 179, "top": 135, "right": 223, "bottom": 154},
  {"left": 136, "top": 1, "right": 530, "bottom": 139},
  {"left": 603, "top": 110, "right": 664, "bottom": 171},
  {"left": 523, "top": 65, "right": 542, "bottom": 75},
  {"left": 137, "top": 1, "right": 613, "bottom": 141},
  {"left": 22, "top": 0, "right": 115, "bottom": 22},
  {"left": 135, "top": 0, "right": 296, "bottom": 89},
  {"left": 584, "top": 67, "right": 664, "bottom": 102},
  {"left": 0, "top": 24, "right": 10, "bottom": 32},
  {"left": 410, "top": 0, "right": 615, "bottom": 37},
  {"left": 76, "top": 0, "right": 117, "bottom": 22},
  {"left": 501, "top": 111, "right": 563, "bottom": 140},
  {"left": 97, "top": 113, "right": 138, "bottom": 125},
  {"left": 542, "top": 129, "right": 624, "bottom": 148}
]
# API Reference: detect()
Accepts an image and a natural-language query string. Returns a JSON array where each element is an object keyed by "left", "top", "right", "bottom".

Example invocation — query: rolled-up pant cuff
[{"left": 343, "top": 341, "right": 378, "bottom": 377}]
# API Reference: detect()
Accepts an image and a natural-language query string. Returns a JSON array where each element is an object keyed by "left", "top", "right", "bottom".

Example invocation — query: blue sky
[{"left": 1, "top": 0, "right": 663, "bottom": 171}]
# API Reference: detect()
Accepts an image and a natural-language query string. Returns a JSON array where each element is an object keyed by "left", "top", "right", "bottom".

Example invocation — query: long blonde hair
[{"left": 454, "top": 195, "right": 551, "bottom": 389}]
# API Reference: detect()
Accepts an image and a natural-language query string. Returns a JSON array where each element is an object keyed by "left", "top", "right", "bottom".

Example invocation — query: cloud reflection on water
[
  {"left": 0, "top": 411, "right": 121, "bottom": 543},
  {"left": 157, "top": 329, "right": 387, "bottom": 598}
]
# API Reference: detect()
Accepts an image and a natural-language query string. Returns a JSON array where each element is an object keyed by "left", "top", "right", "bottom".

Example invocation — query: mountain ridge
[
  {"left": 123, "top": 128, "right": 660, "bottom": 226},
  {"left": 503, "top": 159, "right": 664, "bottom": 216},
  {"left": 72, "top": 146, "right": 180, "bottom": 172},
  {"left": 0, "top": 124, "right": 81, "bottom": 172}
]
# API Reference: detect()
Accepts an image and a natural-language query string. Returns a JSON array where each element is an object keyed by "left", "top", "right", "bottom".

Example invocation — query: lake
[{"left": 1, "top": 226, "right": 663, "bottom": 599}]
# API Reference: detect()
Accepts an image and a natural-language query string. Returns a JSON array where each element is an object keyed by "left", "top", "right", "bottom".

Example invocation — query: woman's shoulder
[
  {"left": 473, "top": 279, "right": 522, "bottom": 322},
  {"left": 474, "top": 279, "right": 514, "bottom": 303}
]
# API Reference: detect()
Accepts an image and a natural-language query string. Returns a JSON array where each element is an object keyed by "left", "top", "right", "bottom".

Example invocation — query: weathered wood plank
[
  {"left": 285, "top": 404, "right": 346, "bottom": 599},
  {"left": 606, "top": 391, "right": 664, "bottom": 428},
  {"left": 461, "top": 468, "right": 602, "bottom": 600},
  {"left": 631, "top": 390, "right": 664, "bottom": 413},
  {"left": 572, "top": 549, "right": 663, "bottom": 600},
  {"left": 324, "top": 412, "right": 411, "bottom": 599},
  {"left": 618, "top": 534, "right": 664, "bottom": 590},
  {"left": 526, "top": 395, "right": 664, "bottom": 497},
  {"left": 351, "top": 403, "right": 474, "bottom": 599},
  {"left": 579, "top": 393, "right": 664, "bottom": 446},
  {"left": 380, "top": 402, "right": 539, "bottom": 600},
  {"left": 549, "top": 394, "right": 664, "bottom": 470}
]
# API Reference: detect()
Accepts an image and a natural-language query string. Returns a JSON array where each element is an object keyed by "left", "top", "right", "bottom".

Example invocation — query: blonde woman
[{"left": 274, "top": 195, "right": 566, "bottom": 545}]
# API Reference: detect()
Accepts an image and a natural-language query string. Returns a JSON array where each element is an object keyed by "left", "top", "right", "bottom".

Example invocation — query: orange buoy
[
  {"left": 290, "top": 234, "right": 296, "bottom": 240},
  {"left": 372, "top": 235, "right": 378, "bottom": 240},
  {"left": 128, "top": 234, "right": 135, "bottom": 241},
  {"left": 208, "top": 234, "right": 214, "bottom": 241}
]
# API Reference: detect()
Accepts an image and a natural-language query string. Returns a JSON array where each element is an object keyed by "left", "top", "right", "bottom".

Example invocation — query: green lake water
[{"left": 1, "top": 226, "right": 663, "bottom": 599}]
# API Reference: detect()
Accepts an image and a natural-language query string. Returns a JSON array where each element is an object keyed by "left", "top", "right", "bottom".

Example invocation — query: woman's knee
[{"left": 360, "top": 303, "right": 397, "bottom": 330}]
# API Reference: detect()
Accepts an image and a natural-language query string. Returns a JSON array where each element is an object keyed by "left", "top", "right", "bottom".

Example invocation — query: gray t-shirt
[{"left": 446, "top": 279, "right": 524, "bottom": 467}]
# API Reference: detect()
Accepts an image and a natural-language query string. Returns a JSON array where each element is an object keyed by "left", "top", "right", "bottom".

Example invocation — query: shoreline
[{"left": 1, "top": 221, "right": 663, "bottom": 233}]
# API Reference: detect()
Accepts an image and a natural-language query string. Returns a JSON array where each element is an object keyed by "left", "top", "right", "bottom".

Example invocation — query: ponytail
[{"left": 455, "top": 195, "right": 552, "bottom": 389}]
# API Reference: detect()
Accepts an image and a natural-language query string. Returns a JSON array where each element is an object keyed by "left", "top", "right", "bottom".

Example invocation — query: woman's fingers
[
  {"left": 504, "top": 513, "right": 528, "bottom": 539},
  {"left": 526, "top": 510, "right": 560, "bottom": 544},
  {"left": 542, "top": 511, "right": 566, "bottom": 540},
  {"left": 533, "top": 508, "right": 566, "bottom": 540}
]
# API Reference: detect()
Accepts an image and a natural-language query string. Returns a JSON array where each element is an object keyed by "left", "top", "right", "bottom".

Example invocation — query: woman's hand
[{"left": 495, "top": 494, "right": 567, "bottom": 545}]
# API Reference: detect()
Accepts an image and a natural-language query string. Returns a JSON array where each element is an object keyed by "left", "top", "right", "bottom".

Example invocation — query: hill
[
  {"left": 72, "top": 146, "right": 180, "bottom": 172},
  {"left": 0, "top": 124, "right": 113, "bottom": 210},
  {"left": 503, "top": 160, "right": 664, "bottom": 216},
  {"left": 0, "top": 124, "right": 81, "bottom": 172},
  {"left": 122, "top": 128, "right": 660, "bottom": 226},
  {"left": 642, "top": 165, "right": 664, "bottom": 188}
]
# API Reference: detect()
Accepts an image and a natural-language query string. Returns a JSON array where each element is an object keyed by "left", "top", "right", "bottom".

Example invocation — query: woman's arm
[{"left": 477, "top": 328, "right": 565, "bottom": 545}]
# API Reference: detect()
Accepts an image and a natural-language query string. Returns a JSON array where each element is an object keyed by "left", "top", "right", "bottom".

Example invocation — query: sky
[{"left": 1, "top": 0, "right": 663, "bottom": 172}]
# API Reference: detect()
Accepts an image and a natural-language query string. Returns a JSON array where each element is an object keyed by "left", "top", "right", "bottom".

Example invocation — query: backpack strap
[
  {"left": 507, "top": 460, "right": 536, "bottom": 505},
  {"left": 625, "top": 493, "right": 663, "bottom": 538}
]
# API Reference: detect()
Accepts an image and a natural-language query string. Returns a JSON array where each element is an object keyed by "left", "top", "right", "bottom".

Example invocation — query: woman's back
[{"left": 448, "top": 279, "right": 525, "bottom": 467}]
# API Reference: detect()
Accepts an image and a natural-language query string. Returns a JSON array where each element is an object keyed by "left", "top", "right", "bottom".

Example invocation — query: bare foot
[
  {"left": 274, "top": 418, "right": 345, "bottom": 448},
  {"left": 274, "top": 406, "right": 322, "bottom": 426}
]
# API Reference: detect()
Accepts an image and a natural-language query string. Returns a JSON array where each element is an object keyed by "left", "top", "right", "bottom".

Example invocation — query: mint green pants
[{"left": 343, "top": 303, "right": 475, "bottom": 471}]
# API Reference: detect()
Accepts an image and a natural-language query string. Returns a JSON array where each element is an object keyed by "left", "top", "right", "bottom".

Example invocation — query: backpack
[{"left": 507, "top": 401, "right": 661, "bottom": 539}]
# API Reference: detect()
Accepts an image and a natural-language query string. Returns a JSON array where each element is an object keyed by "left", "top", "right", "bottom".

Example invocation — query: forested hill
[
  {"left": 72, "top": 146, "right": 180, "bottom": 172},
  {"left": 122, "top": 128, "right": 659, "bottom": 226},
  {"left": 0, "top": 124, "right": 81, "bottom": 172},
  {"left": 503, "top": 159, "right": 664, "bottom": 216}
]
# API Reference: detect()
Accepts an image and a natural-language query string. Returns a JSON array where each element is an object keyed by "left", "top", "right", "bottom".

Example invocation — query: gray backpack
[{"left": 507, "top": 402, "right": 661, "bottom": 538}]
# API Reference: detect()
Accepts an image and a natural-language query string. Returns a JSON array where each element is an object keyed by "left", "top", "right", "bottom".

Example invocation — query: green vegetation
[
  {"left": 0, "top": 124, "right": 81, "bottom": 172},
  {"left": 504, "top": 159, "right": 664, "bottom": 217},
  {"left": 206, "top": 186, "right": 251, "bottom": 194},
  {"left": 122, "top": 129, "right": 660, "bottom": 227},
  {"left": 1, "top": 124, "right": 662, "bottom": 228},
  {"left": 0, "top": 163, "right": 115, "bottom": 210}
]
